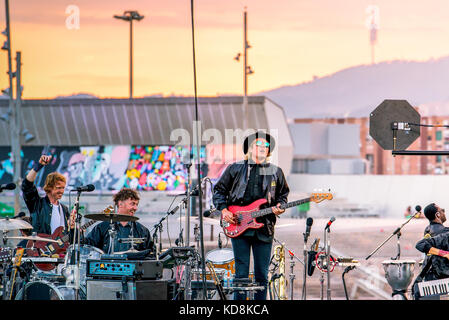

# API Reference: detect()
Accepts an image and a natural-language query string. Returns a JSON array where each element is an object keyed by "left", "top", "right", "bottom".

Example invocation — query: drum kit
[{"left": 0, "top": 211, "right": 144, "bottom": 300}]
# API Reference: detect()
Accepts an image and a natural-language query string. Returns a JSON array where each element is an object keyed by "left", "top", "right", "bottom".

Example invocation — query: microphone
[
  {"left": 325, "top": 216, "right": 335, "bottom": 230},
  {"left": 304, "top": 217, "right": 313, "bottom": 242},
  {"left": 218, "top": 233, "right": 222, "bottom": 249},
  {"left": 415, "top": 205, "right": 422, "bottom": 213},
  {"left": 0, "top": 183, "right": 16, "bottom": 191},
  {"left": 75, "top": 184, "right": 95, "bottom": 192},
  {"left": 203, "top": 207, "right": 217, "bottom": 217}
]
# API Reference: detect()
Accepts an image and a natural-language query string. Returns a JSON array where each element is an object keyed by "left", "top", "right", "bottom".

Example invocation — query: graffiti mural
[
  {"left": 124, "top": 146, "right": 206, "bottom": 191},
  {"left": 0, "top": 145, "right": 207, "bottom": 191}
]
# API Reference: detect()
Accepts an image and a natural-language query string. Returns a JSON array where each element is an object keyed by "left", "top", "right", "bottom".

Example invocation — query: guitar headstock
[{"left": 311, "top": 191, "right": 333, "bottom": 203}]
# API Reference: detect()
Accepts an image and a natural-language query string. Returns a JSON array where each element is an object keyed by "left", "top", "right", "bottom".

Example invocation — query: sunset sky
[{"left": 1, "top": 0, "right": 449, "bottom": 99}]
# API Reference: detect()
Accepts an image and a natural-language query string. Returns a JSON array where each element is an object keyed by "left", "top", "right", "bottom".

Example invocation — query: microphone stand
[
  {"left": 69, "top": 190, "right": 82, "bottom": 301},
  {"left": 365, "top": 213, "right": 418, "bottom": 261},
  {"left": 302, "top": 230, "right": 310, "bottom": 300},
  {"left": 325, "top": 225, "right": 331, "bottom": 300}
]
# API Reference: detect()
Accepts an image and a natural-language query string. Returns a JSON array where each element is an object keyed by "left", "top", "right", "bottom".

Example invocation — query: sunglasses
[{"left": 255, "top": 140, "right": 270, "bottom": 148}]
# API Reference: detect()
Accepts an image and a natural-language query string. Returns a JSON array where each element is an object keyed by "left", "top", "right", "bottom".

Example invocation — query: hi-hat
[
  {"left": 84, "top": 213, "right": 139, "bottom": 222},
  {"left": 0, "top": 218, "right": 33, "bottom": 231},
  {"left": 6, "top": 235, "right": 58, "bottom": 243}
]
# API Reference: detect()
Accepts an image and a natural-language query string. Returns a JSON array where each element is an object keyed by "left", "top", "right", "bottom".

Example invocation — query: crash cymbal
[
  {"left": 84, "top": 213, "right": 139, "bottom": 222},
  {"left": 0, "top": 218, "right": 33, "bottom": 231},
  {"left": 6, "top": 235, "right": 59, "bottom": 243}
]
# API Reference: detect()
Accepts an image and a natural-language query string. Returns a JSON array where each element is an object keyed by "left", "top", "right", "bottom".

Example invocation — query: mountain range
[{"left": 259, "top": 56, "right": 449, "bottom": 119}]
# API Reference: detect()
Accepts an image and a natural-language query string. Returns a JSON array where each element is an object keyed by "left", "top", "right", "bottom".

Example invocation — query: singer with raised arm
[
  {"left": 21, "top": 155, "right": 74, "bottom": 236},
  {"left": 213, "top": 131, "right": 290, "bottom": 300}
]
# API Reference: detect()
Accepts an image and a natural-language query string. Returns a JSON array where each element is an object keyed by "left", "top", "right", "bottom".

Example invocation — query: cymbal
[
  {"left": 0, "top": 218, "right": 33, "bottom": 231},
  {"left": 84, "top": 213, "right": 139, "bottom": 222},
  {"left": 6, "top": 235, "right": 59, "bottom": 243},
  {"left": 115, "top": 248, "right": 140, "bottom": 254}
]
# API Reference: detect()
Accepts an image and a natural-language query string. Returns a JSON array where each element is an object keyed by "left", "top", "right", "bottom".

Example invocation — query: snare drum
[
  {"left": 382, "top": 259, "right": 415, "bottom": 293},
  {"left": 15, "top": 280, "right": 86, "bottom": 300},
  {"left": 206, "top": 248, "right": 235, "bottom": 273}
]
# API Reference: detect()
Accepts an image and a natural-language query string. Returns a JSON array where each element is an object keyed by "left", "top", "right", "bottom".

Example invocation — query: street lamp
[
  {"left": 113, "top": 11, "right": 144, "bottom": 99},
  {"left": 234, "top": 8, "right": 254, "bottom": 130}
]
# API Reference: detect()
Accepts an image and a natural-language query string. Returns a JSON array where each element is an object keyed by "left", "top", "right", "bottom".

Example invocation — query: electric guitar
[
  {"left": 26, "top": 205, "right": 113, "bottom": 271},
  {"left": 221, "top": 192, "right": 333, "bottom": 238}
]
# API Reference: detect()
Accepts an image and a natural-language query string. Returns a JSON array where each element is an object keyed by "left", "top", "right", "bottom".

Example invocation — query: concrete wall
[{"left": 287, "top": 174, "right": 449, "bottom": 218}]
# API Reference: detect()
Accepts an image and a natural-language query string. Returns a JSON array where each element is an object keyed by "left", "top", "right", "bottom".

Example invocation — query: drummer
[{"left": 83, "top": 188, "right": 154, "bottom": 254}]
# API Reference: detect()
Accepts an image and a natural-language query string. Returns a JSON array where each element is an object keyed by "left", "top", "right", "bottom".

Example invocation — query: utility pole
[{"left": 2, "top": 1, "right": 33, "bottom": 213}]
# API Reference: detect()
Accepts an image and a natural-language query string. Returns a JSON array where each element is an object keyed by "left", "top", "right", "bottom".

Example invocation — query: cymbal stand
[
  {"left": 70, "top": 190, "right": 83, "bottom": 301},
  {"left": 108, "top": 219, "right": 117, "bottom": 254}
]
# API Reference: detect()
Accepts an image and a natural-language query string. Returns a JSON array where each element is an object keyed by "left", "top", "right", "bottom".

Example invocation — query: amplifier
[
  {"left": 86, "top": 259, "right": 163, "bottom": 280},
  {"left": 86, "top": 279, "right": 170, "bottom": 300}
]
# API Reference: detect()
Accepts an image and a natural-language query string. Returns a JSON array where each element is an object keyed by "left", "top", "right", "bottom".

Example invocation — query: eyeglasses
[{"left": 255, "top": 140, "right": 270, "bottom": 148}]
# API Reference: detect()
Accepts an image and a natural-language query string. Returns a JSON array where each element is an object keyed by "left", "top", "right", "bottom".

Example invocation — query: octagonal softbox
[{"left": 369, "top": 99, "right": 420, "bottom": 150}]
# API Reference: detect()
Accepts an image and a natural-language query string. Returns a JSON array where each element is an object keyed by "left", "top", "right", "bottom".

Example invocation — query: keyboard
[{"left": 418, "top": 278, "right": 449, "bottom": 297}]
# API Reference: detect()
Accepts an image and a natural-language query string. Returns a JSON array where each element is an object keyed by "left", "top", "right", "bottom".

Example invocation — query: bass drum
[{"left": 15, "top": 280, "right": 86, "bottom": 300}]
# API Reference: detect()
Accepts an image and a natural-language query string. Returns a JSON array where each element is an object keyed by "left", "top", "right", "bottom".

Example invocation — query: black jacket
[
  {"left": 213, "top": 160, "right": 290, "bottom": 241},
  {"left": 83, "top": 221, "right": 154, "bottom": 254},
  {"left": 416, "top": 233, "right": 449, "bottom": 279},
  {"left": 21, "top": 178, "right": 70, "bottom": 235},
  {"left": 424, "top": 222, "right": 449, "bottom": 237}
]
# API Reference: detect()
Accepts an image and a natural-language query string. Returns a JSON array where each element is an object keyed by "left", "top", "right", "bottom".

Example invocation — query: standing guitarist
[
  {"left": 21, "top": 155, "right": 75, "bottom": 251},
  {"left": 213, "top": 131, "right": 289, "bottom": 300}
]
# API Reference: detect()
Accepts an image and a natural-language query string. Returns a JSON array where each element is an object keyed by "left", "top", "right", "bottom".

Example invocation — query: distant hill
[{"left": 258, "top": 56, "right": 449, "bottom": 119}]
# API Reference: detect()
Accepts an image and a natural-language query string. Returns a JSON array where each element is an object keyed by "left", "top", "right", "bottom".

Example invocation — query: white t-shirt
[{"left": 50, "top": 204, "right": 65, "bottom": 234}]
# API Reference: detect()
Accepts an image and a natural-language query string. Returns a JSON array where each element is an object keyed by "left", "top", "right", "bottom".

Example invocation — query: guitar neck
[
  {"left": 61, "top": 219, "right": 96, "bottom": 242},
  {"left": 252, "top": 198, "right": 311, "bottom": 218}
]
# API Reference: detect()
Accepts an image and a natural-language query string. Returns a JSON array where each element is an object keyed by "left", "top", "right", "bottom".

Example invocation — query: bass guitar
[{"left": 221, "top": 192, "right": 333, "bottom": 238}]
